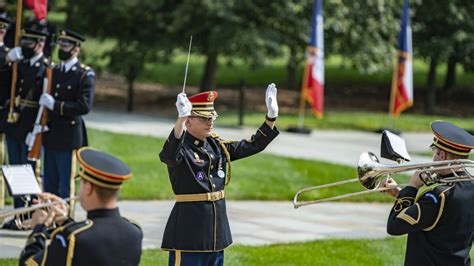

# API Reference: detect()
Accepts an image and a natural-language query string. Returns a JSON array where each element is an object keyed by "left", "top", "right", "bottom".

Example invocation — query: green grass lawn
[
  {"left": 85, "top": 129, "right": 404, "bottom": 203},
  {"left": 216, "top": 111, "right": 474, "bottom": 132},
  {"left": 4, "top": 236, "right": 473, "bottom": 266}
]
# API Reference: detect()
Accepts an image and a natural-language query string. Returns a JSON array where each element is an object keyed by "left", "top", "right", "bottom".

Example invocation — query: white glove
[
  {"left": 175, "top": 93, "right": 192, "bottom": 117},
  {"left": 265, "top": 83, "right": 278, "bottom": 118},
  {"left": 25, "top": 124, "right": 43, "bottom": 147},
  {"left": 6, "top": 47, "right": 23, "bottom": 62},
  {"left": 39, "top": 93, "right": 55, "bottom": 110}
]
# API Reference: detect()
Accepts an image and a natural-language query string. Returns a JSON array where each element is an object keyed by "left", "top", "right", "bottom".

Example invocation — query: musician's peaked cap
[
  {"left": 77, "top": 147, "right": 132, "bottom": 189},
  {"left": 57, "top": 29, "right": 86, "bottom": 46},
  {"left": 431, "top": 121, "right": 474, "bottom": 156},
  {"left": 188, "top": 91, "right": 218, "bottom": 118}
]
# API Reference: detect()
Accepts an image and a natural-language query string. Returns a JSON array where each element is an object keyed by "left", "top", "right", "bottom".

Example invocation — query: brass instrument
[
  {"left": 293, "top": 152, "right": 474, "bottom": 209},
  {"left": 0, "top": 196, "right": 77, "bottom": 230}
]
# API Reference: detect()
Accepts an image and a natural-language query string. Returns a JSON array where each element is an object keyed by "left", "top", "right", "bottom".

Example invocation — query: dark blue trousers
[
  {"left": 168, "top": 251, "right": 224, "bottom": 266},
  {"left": 43, "top": 148, "right": 75, "bottom": 199},
  {"left": 6, "top": 136, "right": 37, "bottom": 209}
]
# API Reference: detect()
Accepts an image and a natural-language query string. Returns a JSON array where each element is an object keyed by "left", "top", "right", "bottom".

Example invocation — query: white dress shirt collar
[{"left": 61, "top": 57, "right": 78, "bottom": 73}]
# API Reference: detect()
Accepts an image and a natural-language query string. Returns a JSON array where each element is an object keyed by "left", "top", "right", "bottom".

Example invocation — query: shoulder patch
[
  {"left": 423, "top": 192, "right": 438, "bottom": 204},
  {"left": 86, "top": 71, "right": 95, "bottom": 77}
]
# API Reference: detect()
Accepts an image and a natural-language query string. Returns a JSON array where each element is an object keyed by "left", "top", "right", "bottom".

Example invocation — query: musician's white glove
[
  {"left": 39, "top": 93, "right": 55, "bottom": 110},
  {"left": 176, "top": 93, "right": 192, "bottom": 117},
  {"left": 265, "top": 83, "right": 278, "bottom": 118},
  {"left": 6, "top": 47, "right": 23, "bottom": 62}
]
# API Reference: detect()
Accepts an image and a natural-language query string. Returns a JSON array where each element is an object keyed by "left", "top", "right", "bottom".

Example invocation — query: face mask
[
  {"left": 21, "top": 46, "right": 35, "bottom": 59},
  {"left": 58, "top": 48, "right": 74, "bottom": 61}
]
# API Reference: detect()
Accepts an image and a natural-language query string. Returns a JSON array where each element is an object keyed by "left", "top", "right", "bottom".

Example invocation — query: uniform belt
[
  {"left": 17, "top": 98, "right": 39, "bottom": 108},
  {"left": 175, "top": 190, "right": 225, "bottom": 202}
]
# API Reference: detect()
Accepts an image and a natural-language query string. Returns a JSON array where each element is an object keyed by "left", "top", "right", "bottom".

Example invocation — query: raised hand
[
  {"left": 175, "top": 93, "right": 192, "bottom": 117},
  {"left": 265, "top": 83, "right": 278, "bottom": 119}
]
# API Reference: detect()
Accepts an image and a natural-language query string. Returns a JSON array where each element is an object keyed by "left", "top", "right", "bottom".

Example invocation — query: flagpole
[{"left": 297, "top": 69, "right": 308, "bottom": 129}]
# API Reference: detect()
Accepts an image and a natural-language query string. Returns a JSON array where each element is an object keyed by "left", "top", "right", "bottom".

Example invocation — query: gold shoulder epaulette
[
  {"left": 80, "top": 64, "right": 91, "bottom": 71},
  {"left": 123, "top": 217, "right": 142, "bottom": 231},
  {"left": 210, "top": 132, "right": 220, "bottom": 139}
]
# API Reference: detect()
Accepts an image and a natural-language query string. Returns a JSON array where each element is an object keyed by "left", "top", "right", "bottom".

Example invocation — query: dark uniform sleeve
[
  {"left": 223, "top": 122, "right": 279, "bottom": 161},
  {"left": 387, "top": 186, "right": 443, "bottom": 235},
  {"left": 19, "top": 224, "right": 49, "bottom": 265},
  {"left": 159, "top": 129, "right": 184, "bottom": 167},
  {"left": 52, "top": 69, "right": 95, "bottom": 117}
]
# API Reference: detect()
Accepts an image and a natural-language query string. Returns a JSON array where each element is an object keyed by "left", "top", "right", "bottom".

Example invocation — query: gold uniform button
[
  {"left": 67, "top": 85, "right": 72, "bottom": 90},
  {"left": 19, "top": 88, "right": 22, "bottom": 92},
  {"left": 56, "top": 84, "right": 60, "bottom": 88},
  {"left": 54, "top": 92, "right": 59, "bottom": 97},
  {"left": 71, "top": 121, "right": 76, "bottom": 125},
  {"left": 210, "top": 174, "right": 213, "bottom": 178},
  {"left": 212, "top": 184, "right": 216, "bottom": 188},
  {"left": 20, "top": 79, "right": 24, "bottom": 83}
]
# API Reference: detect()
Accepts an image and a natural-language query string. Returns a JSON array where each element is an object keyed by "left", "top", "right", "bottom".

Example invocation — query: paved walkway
[
  {"left": 0, "top": 110, "right": 433, "bottom": 258},
  {"left": 0, "top": 201, "right": 391, "bottom": 258}
]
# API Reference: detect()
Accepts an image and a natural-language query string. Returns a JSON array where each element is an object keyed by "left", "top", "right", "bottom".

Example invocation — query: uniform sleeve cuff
[{"left": 259, "top": 122, "right": 280, "bottom": 137}]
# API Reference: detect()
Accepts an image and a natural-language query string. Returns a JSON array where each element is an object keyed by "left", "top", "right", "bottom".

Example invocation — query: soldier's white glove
[
  {"left": 25, "top": 124, "right": 43, "bottom": 147},
  {"left": 265, "top": 83, "right": 278, "bottom": 118},
  {"left": 39, "top": 93, "right": 55, "bottom": 110},
  {"left": 6, "top": 47, "right": 23, "bottom": 62},
  {"left": 176, "top": 93, "right": 192, "bottom": 117}
]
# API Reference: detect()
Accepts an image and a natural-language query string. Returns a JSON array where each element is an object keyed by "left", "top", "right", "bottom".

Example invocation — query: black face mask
[
  {"left": 58, "top": 49, "right": 74, "bottom": 61},
  {"left": 21, "top": 46, "right": 35, "bottom": 59}
]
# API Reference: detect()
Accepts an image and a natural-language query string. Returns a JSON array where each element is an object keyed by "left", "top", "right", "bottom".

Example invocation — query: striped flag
[
  {"left": 301, "top": 0, "right": 324, "bottom": 119},
  {"left": 389, "top": 0, "right": 413, "bottom": 117}
]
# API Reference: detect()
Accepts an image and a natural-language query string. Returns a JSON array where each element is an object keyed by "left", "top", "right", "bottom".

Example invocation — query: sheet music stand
[{"left": 1, "top": 164, "right": 42, "bottom": 197}]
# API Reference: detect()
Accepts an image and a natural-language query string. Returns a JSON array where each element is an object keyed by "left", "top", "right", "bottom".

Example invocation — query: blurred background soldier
[
  {"left": 1, "top": 28, "right": 48, "bottom": 230},
  {"left": 0, "top": 16, "right": 12, "bottom": 208},
  {"left": 40, "top": 29, "right": 95, "bottom": 210},
  {"left": 19, "top": 147, "right": 143, "bottom": 265},
  {"left": 384, "top": 121, "right": 474, "bottom": 266},
  {"left": 159, "top": 84, "right": 279, "bottom": 266}
]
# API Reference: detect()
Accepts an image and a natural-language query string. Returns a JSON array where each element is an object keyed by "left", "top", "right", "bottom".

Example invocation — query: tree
[{"left": 72, "top": 0, "right": 175, "bottom": 112}]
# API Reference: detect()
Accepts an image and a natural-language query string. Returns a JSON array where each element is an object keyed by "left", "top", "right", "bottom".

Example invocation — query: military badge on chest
[
  {"left": 194, "top": 152, "right": 204, "bottom": 164},
  {"left": 195, "top": 171, "right": 206, "bottom": 181}
]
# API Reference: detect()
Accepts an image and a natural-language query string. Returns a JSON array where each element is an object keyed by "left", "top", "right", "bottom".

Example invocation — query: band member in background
[
  {"left": 19, "top": 147, "right": 143, "bottom": 265},
  {"left": 39, "top": 29, "right": 95, "bottom": 210},
  {"left": 383, "top": 121, "right": 474, "bottom": 266},
  {"left": 159, "top": 84, "right": 279, "bottom": 266},
  {"left": 1, "top": 28, "right": 48, "bottom": 230},
  {"left": 0, "top": 16, "right": 12, "bottom": 208}
]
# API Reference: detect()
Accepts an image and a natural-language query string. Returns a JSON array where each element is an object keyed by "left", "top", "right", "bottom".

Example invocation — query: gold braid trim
[
  {"left": 66, "top": 221, "right": 94, "bottom": 266},
  {"left": 25, "top": 256, "right": 39, "bottom": 266},
  {"left": 393, "top": 197, "right": 414, "bottom": 212},
  {"left": 423, "top": 186, "right": 453, "bottom": 231},
  {"left": 396, "top": 203, "right": 421, "bottom": 225},
  {"left": 218, "top": 141, "right": 232, "bottom": 186}
]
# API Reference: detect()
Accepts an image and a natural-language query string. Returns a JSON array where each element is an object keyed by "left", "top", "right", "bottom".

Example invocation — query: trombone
[
  {"left": 293, "top": 152, "right": 474, "bottom": 209},
  {"left": 0, "top": 196, "right": 77, "bottom": 230}
]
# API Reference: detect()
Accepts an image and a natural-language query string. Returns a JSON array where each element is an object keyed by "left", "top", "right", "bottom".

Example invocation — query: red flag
[
  {"left": 24, "top": 0, "right": 48, "bottom": 21},
  {"left": 301, "top": 0, "right": 324, "bottom": 119}
]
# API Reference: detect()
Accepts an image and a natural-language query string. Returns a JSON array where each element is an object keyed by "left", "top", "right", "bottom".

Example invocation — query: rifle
[
  {"left": 7, "top": 0, "right": 23, "bottom": 123},
  {"left": 26, "top": 65, "right": 52, "bottom": 161}
]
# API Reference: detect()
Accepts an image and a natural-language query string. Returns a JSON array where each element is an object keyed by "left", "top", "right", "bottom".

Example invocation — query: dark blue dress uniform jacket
[
  {"left": 387, "top": 172, "right": 474, "bottom": 266},
  {"left": 43, "top": 62, "right": 95, "bottom": 150},
  {"left": 19, "top": 208, "right": 143, "bottom": 266},
  {"left": 159, "top": 122, "right": 279, "bottom": 251},
  {"left": 0, "top": 44, "right": 12, "bottom": 131},
  {"left": 3, "top": 56, "right": 46, "bottom": 140}
]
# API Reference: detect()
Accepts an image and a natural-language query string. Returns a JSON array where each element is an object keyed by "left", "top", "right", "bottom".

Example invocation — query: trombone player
[{"left": 383, "top": 121, "right": 474, "bottom": 266}]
